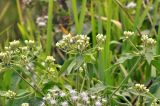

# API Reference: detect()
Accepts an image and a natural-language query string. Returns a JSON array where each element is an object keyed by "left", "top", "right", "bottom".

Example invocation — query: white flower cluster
[
  {"left": 56, "top": 33, "right": 106, "bottom": 53},
  {"left": 0, "top": 40, "right": 37, "bottom": 67},
  {"left": 21, "top": 103, "right": 29, "bottom": 106},
  {"left": 141, "top": 35, "right": 156, "bottom": 47},
  {"left": 36, "top": 15, "right": 48, "bottom": 27},
  {"left": 151, "top": 99, "right": 158, "bottom": 106},
  {"left": 0, "top": 52, "right": 8, "bottom": 60},
  {"left": 134, "top": 84, "right": 149, "bottom": 93},
  {"left": 56, "top": 33, "right": 90, "bottom": 53},
  {"left": 123, "top": 31, "right": 134, "bottom": 39},
  {"left": 42, "top": 87, "right": 107, "bottom": 106},
  {"left": 96, "top": 34, "right": 106, "bottom": 43},
  {"left": 45, "top": 56, "right": 55, "bottom": 63},
  {"left": 25, "top": 40, "right": 35, "bottom": 46},
  {"left": 5, "top": 90, "right": 16, "bottom": 99},
  {"left": 9, "top": 40, "right": 20, "bottom": 49},
  {"left": 0, "top": 51, "right": 11, "bottom": 64}
]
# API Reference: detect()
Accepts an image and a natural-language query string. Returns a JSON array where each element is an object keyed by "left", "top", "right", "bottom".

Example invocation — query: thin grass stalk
[
  {"left": 153, "top": 0, "right": 159, "bottom": 27},
  {"left": 91, "top": 0, "right": 96, "bottom": 46},
  {"left": 71, "top": 0, "right": 79, "bottom": 33},
  {"left": 46, "top": 0, "right": 54, "bottom": 55},
  {"left": 97, "top": 1, "right": 103, "bottom": 33},
  {"left": 104, "top": 0, "right": 112, "bottom": 85},
  {"left": 0, "top": 1, "right": 10, "bottom": 21},
  {"left": 152, "top": 0, "right": 159, "bottom": 34},
  {"left": 137, "top": 0, "right": 153, "bottom": 28},
  {"left": 110, "top": 57, "right": 141, "bottom": 99},
  {"left": 16, "top": 0, "right": 23, "bottom": 25},
  {"left": 133, "top": 0, "right": 142, "bottom": 31},
  {"left": 156, "top": 23, "right": 160, "bottom": 55},
  {"left": 78, "top": 0, "right": 87, "bottom": 34}
]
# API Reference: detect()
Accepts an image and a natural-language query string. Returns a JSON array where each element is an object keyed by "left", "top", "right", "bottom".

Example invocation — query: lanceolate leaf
[
  {"left": 116, "top": 53, "right": 135, "bottom": 64},
  {"left": 151, "top": 60, "right": 160, "bottom": 71}
]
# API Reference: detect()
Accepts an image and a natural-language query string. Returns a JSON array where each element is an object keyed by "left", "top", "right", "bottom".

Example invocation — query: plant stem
[
  {"left": 11, "top": 67, "right": 44, "bottom": 96},
  {"left": 16, "top": 0, "right": 23, "bottom": 25},
  {"left": 110, "top": 57, "right": 141, "bottom": 99},
  {"left": 128, "top": 39, "right": 141, "bottom": 54},
  {"left": 46, "top": 0, "right": 54, "bottom": 55},
  {"left": 78, "top": 0, "right": 87, "bottom": 33},
  {"left": 91, "top": 0, "right": 96, "bottom": 46},
  {"left": 71, "top": 0, "right": 79, "bottom": 33}
]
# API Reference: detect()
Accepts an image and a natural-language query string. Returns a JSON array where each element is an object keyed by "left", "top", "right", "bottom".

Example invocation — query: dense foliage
[{"left": 0, "top": 0, "right": 160, "bottom": 106}]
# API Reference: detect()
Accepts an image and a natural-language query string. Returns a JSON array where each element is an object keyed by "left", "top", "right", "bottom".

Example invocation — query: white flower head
[
  {"left": 95, "top": 100, "right": 102, "bottom": 106},
  {"left": 126, "top": 2, "right": 136, "bottom": 8},
  {"left": 45, "top": 56, "right": 55, "bottom": 63},
  {"left": 60, "top": 92, "right": 66, "bottom": 97},
  {"left": 5, "top": 90, "right": 16, "bottom": 98},
  {"left": 50, "top": 99, "right": 57, "bottom": 105},
  {"left": 124, "top": 31, "right": 134, "bottom": 39},
  {"left": 10, "top": 40, "right": 20, "bottom": 49},
  {"left": 69, "top": 89, "right": 77, "bottom": 96},
  {"left": 71, "top": 95, "right": 79, "bottom": 101},
  {"left": 21, "top": 103, "right": 29, "bottom": 106},
  {"left": 80, "top": 92, "right": 89, "bottom": 102},
  {"left": 135, "top": 83, "right": 149, "bottom": 93},
  {"left": 61, "top": 101, "right": 68, "bottom": 106}
]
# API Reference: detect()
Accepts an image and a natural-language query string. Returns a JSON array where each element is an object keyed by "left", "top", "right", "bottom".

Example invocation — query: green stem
[
  {"left": 91, "top": 0, "right": 96, "bottom": 46},
  {"left": 16, "top": 0, "right": 23, "bottom": 25},
  {"left": 110, "top": 57, "right": 141, "bottom": 99},
  {"left": 46, "top": 0, "right": 54, "bottom": 55},
  {"left": 128, "top": 39, "right": 140, "bottom": 54},
  {"left": 80, "top": 69, "right": 86, "bottom": 92},
  {"left": 71, "top": 0, "right": 79, "bottom": 33},
  {"left": 78, "top": 0, "right": 87, "bottom": 33},
  {"left": 11, "top": 67, "right": 44, "bottom": 96}
]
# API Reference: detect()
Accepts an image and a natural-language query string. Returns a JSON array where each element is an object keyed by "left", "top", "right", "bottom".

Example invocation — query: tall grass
[
  {"left": 104, "top": 0, "right": 113, "bottom": 85},
  {"left": 46, "top": 0, "right": 54, "bottom": 55}
]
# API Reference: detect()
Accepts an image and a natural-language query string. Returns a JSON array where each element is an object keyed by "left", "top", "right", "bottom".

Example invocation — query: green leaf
[
  {"left": 3, "top": 70, "right": 13, "bottom": 89},
  {"left": 116, "top": 53, "right": 135, "bottom": 64},
  {"left": 145, "top": 52, "right": 153, "bottom": 64},
  {"left": 16, "top": 89, "right": 30, "bottom": 97},
  {"left": 87, "top": 83, "right": 106, "bottom": 94},
  {"left": 73, "top": 55, "right": 84, "bottom": 70},
  {"left": 84, "top": 54, "right": 96, "bottom": 63},
  {"left": 151, "top": 60, "right": 160, "bottom": 71},
  {"left": 60, "top": 57, "right": 74, "bottom": 75}
]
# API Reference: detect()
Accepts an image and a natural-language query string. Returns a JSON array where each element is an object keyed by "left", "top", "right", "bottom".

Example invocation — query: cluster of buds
[
  {"left": 25, "top": 40, "right": 35, "bottom": 46},
  {"left": 9, "top": 40, "right": 20, "bottom": 50},
  {"left": 56, "top": 33, "right": 106, "bottom": 53},
  {"left": 5, "top": 90, "right": 16, "bottom": 99},
  {"left": 0, "top": 51, "right": 11, "bottom": 64},
  {"left": 0, "top": 40, "right": 38, "bottom": 70},
  {"left": 96, "top": 34, "right": 106, "bottom": 43},
  {"left": 45, "top": 56, "right": 55, "bottom": 63},
  {"left": 141, "top": 35, "right": 156, "bottom": 47},
  {"left": 42, "top": 87, "right": 107, "bottom": 106},
  {"left": 123, "top": 31, "right": 134, "bottom": 39},
  {"left": 36, "top": 15, "right": 48, "bottom": 27},
  {"left": 20, "top": 46, "right": 28, "bottom": 53},
  {"left": 56, "top": 34, "right": 90, "bottom": 53},
  {"left": 134, "top": 84, "right": 149, "bottom": 93},
  {"left": 21, "top": 103, "right": 29, "bottom": 106},
  {"left": 151, "top": 99, "right": 158, "bottom": 106}
]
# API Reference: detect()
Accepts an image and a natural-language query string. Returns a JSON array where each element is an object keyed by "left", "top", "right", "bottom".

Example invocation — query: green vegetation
[{"left": 0, "top": 0, "right": 160, "bottom": 106}]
